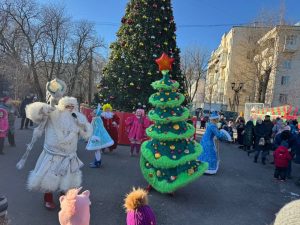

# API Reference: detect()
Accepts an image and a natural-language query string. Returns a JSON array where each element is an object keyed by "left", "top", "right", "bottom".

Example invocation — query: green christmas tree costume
[{"left": 140, "top": 53, "right": 208, "bottom": 193}]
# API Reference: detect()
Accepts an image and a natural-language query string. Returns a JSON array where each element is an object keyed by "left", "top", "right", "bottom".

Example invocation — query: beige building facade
[
  {"left": 205, "top": 24, "right": 300, "bottom": 113},
  {"left": 257, "top": 25, "right": 300, "bottom": 107},
  {"left": 205, "top": 26, "right": 270, "bottom": 113}
]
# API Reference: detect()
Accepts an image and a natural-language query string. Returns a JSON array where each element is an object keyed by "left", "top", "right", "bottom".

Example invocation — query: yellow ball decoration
[
  {"left": 170, "top": 145, "right": 175, "bottom": 150},
  {"left": 173, "top": 124, "right": 180, "bottom": 130},
  {"left": 165, "top": 92, "right": 170, "bottom": 96},
  {"left": 160, "top": 98, "right": 164, "bottom": 102},
  {"left": 156, "top": 170, "right": 162, "bottom": 177},
  {"left": 188, "top": 168, "right": 195, "bottom": 175},
  {"left": 155, "top": 153, "right": 161, "bottom": 159},
  {"left": 130, "top": 82, "right": 134, "bottom": 86},
  {"left": 172, "top": 155, "right": 177, "bottom": 159}
]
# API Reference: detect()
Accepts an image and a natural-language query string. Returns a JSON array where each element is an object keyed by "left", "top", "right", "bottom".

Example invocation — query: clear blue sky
[{"left": 37, "top": 0, "right": 300, "bottom": 56}]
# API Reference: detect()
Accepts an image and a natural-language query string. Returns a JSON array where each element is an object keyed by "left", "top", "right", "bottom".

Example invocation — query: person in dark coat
[
  {"left": 243, "top": 119, "right": 254, "bottom": 151},
  {"left": 19, "top": 96, "right": 32, "bottom": 129},
  {"left": 236, "top": 118, "right": 245, "bottom": 147},
  {"left": 262, "top": 115, "right": 274, "bottom": 151},
  {"left": 254, "top": 118, "right": 268, "bottom": 164}
]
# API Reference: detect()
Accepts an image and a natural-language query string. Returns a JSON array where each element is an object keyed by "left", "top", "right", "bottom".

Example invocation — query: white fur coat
[{"left": 25, "top": 102, "right": 92, "bottom": 192}]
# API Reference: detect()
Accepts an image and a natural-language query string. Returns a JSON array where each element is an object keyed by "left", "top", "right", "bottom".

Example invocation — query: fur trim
[
  {"left": 76, "top": 113, "right": 93, "bottom": 140},
  {"left": 124, "top": 187, "right": 148, "bottom": 212},
  {"left": 25, "top": 102, "right": 53, "bottom": 123},
  {"left": 57, "top": 97, "right": 78, "bottom": 112}
]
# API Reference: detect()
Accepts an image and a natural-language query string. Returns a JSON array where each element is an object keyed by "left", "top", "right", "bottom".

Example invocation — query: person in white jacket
[{"left": 17, "top": 96, "right": 92, "bottom": 210}]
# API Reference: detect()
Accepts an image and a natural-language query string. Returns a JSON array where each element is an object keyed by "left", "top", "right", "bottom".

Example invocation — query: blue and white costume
[
  {"left": 198, "top": 112, "right": 230, "bottom": 174},
  {"left": 86, "top": 105, "right": 114, "bottom": 168}
]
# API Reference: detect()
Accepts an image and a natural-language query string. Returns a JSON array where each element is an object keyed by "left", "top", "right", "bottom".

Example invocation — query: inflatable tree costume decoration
[{"left": 140, "top": 53, "right": 208, "bottom": 193}]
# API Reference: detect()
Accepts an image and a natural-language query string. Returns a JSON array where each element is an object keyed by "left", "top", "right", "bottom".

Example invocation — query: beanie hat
[
  {"left": 124, "top": 188, "right": 156, "bottom": 225},
  {"left": 59, "top": 188, "right": 91, "bottom": 225},
  {"left": 274, "top": 199, "right": 300, "bottom": 225},
  {"left": 0, "top": 196, "right": 8, "bottom": 218}
]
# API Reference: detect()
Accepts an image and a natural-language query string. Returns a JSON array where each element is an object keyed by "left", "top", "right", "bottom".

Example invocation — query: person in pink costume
[
  {"left": 125, "top": 109, "right": 151, "bottom": 156},
  {"left": 0, "top": 108, "right": 9, "bottom": 155},
  {"left": 59, "top": 187, "right": 91, "bottom": 225}
]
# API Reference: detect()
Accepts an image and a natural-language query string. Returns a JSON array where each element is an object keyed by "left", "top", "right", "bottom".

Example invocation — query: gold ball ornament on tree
[
  {"left": 188, "top": 168, "right": 195, "bottom": 175},
  {"left": 170, "top": 145, "right": 175, "bottom": 150},
  {"left": 155, "top": 152, "right": 161, "bottom": 159},
  {"left": 173, "top": 124, "right": 179, "bottom": 130}
]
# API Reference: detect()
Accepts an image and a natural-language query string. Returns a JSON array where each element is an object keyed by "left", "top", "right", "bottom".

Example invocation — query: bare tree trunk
[{"left": 88, "top": 50, "right": 93, "bottom": 104}]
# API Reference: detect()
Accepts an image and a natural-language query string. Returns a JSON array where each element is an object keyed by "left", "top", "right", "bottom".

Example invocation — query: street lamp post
[{"left": 231, "top": 82, "right": 244, "bottom": 112}]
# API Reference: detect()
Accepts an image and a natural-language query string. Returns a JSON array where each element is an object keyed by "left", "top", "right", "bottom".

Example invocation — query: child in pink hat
[
  {"left": 59, "top": 188, "right": 91, "bottom": 225},
  {"left": 124, "top": 188, "right": 156, "bottom": 225}
]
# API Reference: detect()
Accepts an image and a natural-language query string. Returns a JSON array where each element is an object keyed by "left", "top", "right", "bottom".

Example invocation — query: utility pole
[{"left": 88, "top": 49, "right": 93, "bottom": 105}]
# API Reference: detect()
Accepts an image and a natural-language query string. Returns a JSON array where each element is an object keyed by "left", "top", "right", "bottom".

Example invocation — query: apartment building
[
  {"left": 256, "top": 25, "right": 300, "bottom": 107},
  {"left": 205, "top": 26, "right": 270, "bottom": 113},
  {"left": 205, "top": 24, "right": 300, "bottom": 113}
]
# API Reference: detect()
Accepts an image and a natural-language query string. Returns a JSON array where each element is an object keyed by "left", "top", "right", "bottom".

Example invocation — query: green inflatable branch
[
  {"left": 149, "top": 93, "right": 185, "bottom": 108},
  {"left": 146, "top": 124, "right": 195, "bottom": 141},
  {"left": 148, "top": 107, "right": 190, "bottom": 124},
  {"left": 141, "top": 142, "right": 203, "bottom": 168},
  {"left": 140, "top": 157, "right": 208, "bottom": 193}
]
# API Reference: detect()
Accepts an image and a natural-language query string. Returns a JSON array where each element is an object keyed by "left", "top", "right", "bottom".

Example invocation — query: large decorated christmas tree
[
  {"left": 98, "top": 0, "right": 185, "bottom": 111},
  {"left": 140, "top": 53, "right": 208, "bottom": 193}
]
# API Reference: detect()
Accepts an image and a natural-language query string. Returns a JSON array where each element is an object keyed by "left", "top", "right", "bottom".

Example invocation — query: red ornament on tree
[{"left": 155, "top": 52, "right": 174, "bottom": 71}]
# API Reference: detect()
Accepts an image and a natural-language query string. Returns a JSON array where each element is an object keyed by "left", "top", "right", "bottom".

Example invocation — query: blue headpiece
[{"left": 95, "top": 104, "right": 102, "bottom": 116}]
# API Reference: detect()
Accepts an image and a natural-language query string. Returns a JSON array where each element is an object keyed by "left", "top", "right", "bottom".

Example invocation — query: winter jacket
[
  {"left": 19, "top": 97, "right": 32, "bottom": 117},
  {"left": 273, "top": 130, "right": 292, "bottom": 149},
  {"left": 243, "top": 121, "right": 254, "bottom": 146},
  {"left": 236, "top": 123, "right": 245, "bottom": 145},
  {"left": 273, "top": 146, "right": 292, "bottom": 168},
  {"left": 263, "top": 120, "right": 274, "bottom": 140},
  {"left": 254, "top": 123, "right": 266, "bottom": 150},
  {"left": 290, "top": 133, "right": 300, "bottom": 164}
]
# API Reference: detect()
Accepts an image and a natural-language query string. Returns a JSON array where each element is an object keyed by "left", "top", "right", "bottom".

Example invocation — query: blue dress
[
  {"left": 86, "top": 116, "right": 114, "bottom": 151},
  {"left": 198, "top": 122, "right": 228, "bottom": 174}
]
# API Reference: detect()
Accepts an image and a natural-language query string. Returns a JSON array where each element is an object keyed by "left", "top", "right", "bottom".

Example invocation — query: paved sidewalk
[{"left": 1, "top": 119, "right": 300, "bottom": 225}]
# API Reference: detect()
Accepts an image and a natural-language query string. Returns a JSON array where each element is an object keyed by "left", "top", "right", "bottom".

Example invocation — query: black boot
[
  {"left": 89, "top": 159, "right": 101, "bottom": 168},
  {"left": 262, "top": 158, "right": 266, "bottom": 165}
]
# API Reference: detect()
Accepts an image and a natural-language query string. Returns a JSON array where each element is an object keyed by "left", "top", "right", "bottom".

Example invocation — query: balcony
[{"left": 220, "top": 53, "right": 227, "bottom": 68}]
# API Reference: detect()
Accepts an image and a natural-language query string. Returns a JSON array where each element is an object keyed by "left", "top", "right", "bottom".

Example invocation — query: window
[
  {"left": 279, "top": 94, "right": 288, "bottom": 104},
  {"left": 283, "top": 60, "right": 291, "bottom": 69},
  {"left": 285, "top": 35, "right": 297, "bottom": 45},
  {"left": 281, "top": 76, "right": 290, "bottom": 85}
]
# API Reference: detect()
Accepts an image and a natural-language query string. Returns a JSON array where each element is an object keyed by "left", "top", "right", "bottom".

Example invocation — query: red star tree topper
[{"left": 155, "top": 52, "right": 175, "bottom": 71}]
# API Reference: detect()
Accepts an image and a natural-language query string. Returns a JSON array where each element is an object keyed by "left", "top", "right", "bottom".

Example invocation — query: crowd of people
[{"left": 215, "top": 114, "right": 300, "bottom": 182}]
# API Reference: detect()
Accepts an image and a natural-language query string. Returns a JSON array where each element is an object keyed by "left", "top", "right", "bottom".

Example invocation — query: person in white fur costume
[{"left": 17, "top": 96, "right": 92, "bottom": 210}]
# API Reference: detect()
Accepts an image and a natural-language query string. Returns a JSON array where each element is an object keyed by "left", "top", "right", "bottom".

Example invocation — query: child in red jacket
[{"left": 273, "top": 145, "right": 292, "bottom": 181}]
